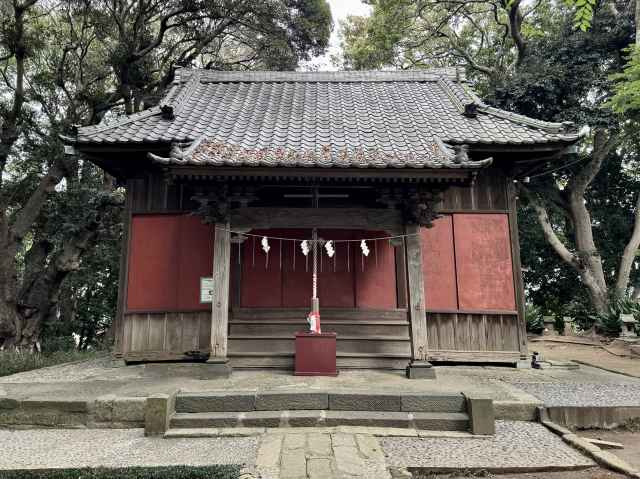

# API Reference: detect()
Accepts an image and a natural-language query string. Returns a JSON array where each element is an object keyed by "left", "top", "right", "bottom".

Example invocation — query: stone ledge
[{"left": 256, "top": 392, "right": 328, "bottom": 411}]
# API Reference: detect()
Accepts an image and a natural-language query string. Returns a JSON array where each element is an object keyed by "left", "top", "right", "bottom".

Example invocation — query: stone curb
[
  {"left": 164, "top": 425, "right": 487, "bottom": 439},
  {"left": 539, "top": 408, "right": 640, "bottom": 478},
  {"left": 571, "top": 360, "right": 640, "bottom": 379}
]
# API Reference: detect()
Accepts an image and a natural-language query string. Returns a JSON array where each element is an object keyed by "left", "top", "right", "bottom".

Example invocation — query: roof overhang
[{"left": 160, "top": 164, "right": 483, "bottom": 185}]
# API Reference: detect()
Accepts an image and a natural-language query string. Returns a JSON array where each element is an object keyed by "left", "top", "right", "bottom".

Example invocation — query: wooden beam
[
  {"left": 231, "top": 207, "right": 403, "bottom": 232},
  {"left": 209, "top": 222, "right": 231, "bottom": 360},
  {"left": 405, "top": 224, "right": 429, "bottom": 360}
]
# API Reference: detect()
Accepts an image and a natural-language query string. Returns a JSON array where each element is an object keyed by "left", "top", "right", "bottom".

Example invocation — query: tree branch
[{"left": 616, "top": 192, "right": 640, "bottom": 296}]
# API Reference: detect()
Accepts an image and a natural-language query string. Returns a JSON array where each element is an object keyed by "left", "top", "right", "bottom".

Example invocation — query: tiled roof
[{"left": 70, "top": 68, "right": 581, "bottom": 170}]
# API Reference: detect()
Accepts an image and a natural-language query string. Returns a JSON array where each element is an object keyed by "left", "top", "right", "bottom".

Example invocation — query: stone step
[
  {"left": 169, "top": 410, "right": 469, "bottom": 431},
  {"left": 175, "top": 391, "right": 466, "bottom": 414}
]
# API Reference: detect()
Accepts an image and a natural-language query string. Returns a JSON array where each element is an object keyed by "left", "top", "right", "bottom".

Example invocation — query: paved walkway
[
  {"left": 0, "top": 422, "right": 595, "bottom": 477},
  {"left": 255, "top": 431, "right": 390, "bottom": 479}
]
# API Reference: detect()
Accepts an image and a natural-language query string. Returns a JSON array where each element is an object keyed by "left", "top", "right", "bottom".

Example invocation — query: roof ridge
[
  {"left": 192, "top": 68, "right": 464, "bottom": 83},
  {"left": 437, "top": 77, "right": 577, "bottom": 135}
]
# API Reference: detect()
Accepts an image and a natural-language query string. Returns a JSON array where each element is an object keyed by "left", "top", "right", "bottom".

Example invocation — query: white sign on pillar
[{"left": 200, "top": 277, "right": 214, "bottom": 304}]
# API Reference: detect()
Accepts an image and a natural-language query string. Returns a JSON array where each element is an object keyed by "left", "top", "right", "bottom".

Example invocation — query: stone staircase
[{"left": 159, "top": 390, "right": 494, "bottom": 437}]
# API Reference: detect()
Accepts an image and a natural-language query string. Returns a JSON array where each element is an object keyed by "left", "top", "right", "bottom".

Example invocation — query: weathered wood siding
[
  {"left": 121, "top": 311, "right": 211, "bottom": 361},
  {"left": 425, "top": 311, "right": 520, "bottom": 361}
]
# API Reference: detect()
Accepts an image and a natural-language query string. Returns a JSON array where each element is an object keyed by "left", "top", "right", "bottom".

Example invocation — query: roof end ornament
[
  {"left": 463, "top": 102, "right": 479, "bottom": 118},
  {"left": 453, "top": 144, "right": 470, "bottom": 164},
  {"left": 160, "top": 104, "right": 175, "bottom": 120}
]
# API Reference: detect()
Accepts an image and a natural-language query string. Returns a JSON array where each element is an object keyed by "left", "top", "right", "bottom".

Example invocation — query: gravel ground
[
  {"left": 0, "top": 429, "right": 257, "bottom": 470},
  {"left": 413, "top": 468, "right": 628, "bottom": 479},
  {"left": 381, "top": 421, "right": 595, "bottom": 470},
  {"left": 511, "top": 383, "right": 640, "bottom": 407}
]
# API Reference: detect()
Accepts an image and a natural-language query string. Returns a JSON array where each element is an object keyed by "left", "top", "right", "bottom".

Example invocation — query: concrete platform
[{"left": 1, "top": 357, "right": 639, "bottom": 429}]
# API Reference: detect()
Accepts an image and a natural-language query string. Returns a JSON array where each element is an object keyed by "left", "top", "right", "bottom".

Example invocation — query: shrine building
[{"left": 63, "top": 69, "right": 580, "bottom": 375}]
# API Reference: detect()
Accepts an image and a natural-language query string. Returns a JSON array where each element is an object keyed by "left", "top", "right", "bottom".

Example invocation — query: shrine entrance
[{"left": 198, "top": 181, "right": 425, "bottom": 371}]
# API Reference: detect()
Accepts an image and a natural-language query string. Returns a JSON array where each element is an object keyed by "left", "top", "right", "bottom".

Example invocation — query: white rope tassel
[{"left": 261, "top": 236, "right": 270, "bottom": 269}]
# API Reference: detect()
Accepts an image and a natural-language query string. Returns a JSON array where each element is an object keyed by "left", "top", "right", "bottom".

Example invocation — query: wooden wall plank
[{"left": 148, "top": 314, "right": 165, "bottom": 351}]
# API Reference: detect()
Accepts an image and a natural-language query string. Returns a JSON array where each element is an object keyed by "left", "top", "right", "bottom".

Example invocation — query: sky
[{"left": 302, "top": 0, "right": 371, "bottom": 71}]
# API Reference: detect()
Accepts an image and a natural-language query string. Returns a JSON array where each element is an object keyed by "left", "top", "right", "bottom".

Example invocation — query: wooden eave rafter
[{"left": 161, "top": 165, "right": 478, "bottom": 184}]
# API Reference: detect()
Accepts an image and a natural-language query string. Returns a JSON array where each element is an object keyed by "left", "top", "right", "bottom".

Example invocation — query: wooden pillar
[
  {"left": 391, "top": 238, "right": 408, "bottom": 309},
  {"left": 405, "top": 224, "right": 435, "bottom": 378},
  {"left": 209, "top": 221, "right": 231, "bottom": 362},
  {"left": 507, "top": 180, "right": 529, "bottom": 361}
]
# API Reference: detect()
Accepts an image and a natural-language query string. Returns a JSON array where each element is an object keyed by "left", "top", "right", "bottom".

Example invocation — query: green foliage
[
  {"left": 609, "top": 45, "right": 640, "bottom": 115},
  {"left": 0, "top": 349, "right": 99, "bottom": 377},
  {"left": 594, "top": 295, "right": 640, "bottom": 336},
  {"left": 0, "top": 466, "right": 240, "bottom": 479},
  {"left": 564, "top": 0, "right": 598, "bottom": 31},
  {"left": 525, "top": 304, "right": 544, "bottom": 334}
]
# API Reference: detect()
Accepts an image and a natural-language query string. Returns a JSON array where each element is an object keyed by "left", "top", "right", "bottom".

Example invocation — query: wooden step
[
  {"left": 227, "top": 353, "right": 410, "bottom": 369},
  {"left": 231, "top": 308, "right": 408, "bottom": 321},
  {"left": 228, "top": 337, "right": 411, "bottom": 356},
  {"left": 229, "top": 321, "right": 410, "bottom": 337}
]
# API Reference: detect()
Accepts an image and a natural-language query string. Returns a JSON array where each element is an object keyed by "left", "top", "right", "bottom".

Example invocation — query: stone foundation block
[
  {"left": 329, "top": 393, "right": 401, "bottom": 411},
  {"left": 113, "top": 397, "right": 146, "bottom": 422},
  {"left": 144, "top": 362, "right": 231, "bottom": 379},
  {"left": 286, "top": 410, "right": 323, "bottom": 427},
  {"left": 406, "top": 361, "right": 437, "bottom": 379},
  {"left": 401, "top": 394, "right": 466, "bottom": 412},
  {"left": 465, "top": 394, "right": 495, "bottom": 435},
  {"left": 412, "top": 412, "right": 469, "bottom": 431},
  {"left": 325, "top": 410, "right": 410, "bottom": 428},
  {"left": 176, "top": 392, "right": 255, "bottom": 413},
  {"left": 0, "top": 398, "right": 19, "bottom": 410},
  {"left": 242, "top": 411, "right": 282, "bottom": 428},
  {"left": 256, "top": 392, "right": 328, "bottom": 411},
  {"left": 21, "top": 398, "right": 89, "bottom": 413},
  {"left": 145, "top": 389, "right": 178, "bottom": 436}
]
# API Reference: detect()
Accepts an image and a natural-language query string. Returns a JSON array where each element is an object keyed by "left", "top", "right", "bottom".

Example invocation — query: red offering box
[{"left": 294, "top": 332, "right": 338, "bottom": 376}]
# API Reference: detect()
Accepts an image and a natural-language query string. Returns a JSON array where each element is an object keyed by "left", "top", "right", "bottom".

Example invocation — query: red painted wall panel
[
  {"left": 241, "top": 229, "right": 396, "bottom": 310},
  {"left": 176, "top": 216, "right": 214, "bottom": 310},
  {"left": 126, "top": 214, "right": 214, "bottom": 312},
  {"left": 355, "top": 231, "right": 397, "bottom": 309},
  {"left": 453, "top": 214, "right": 516, "bottom": 311},
  {"left": 421, "top": 216, "right": 458, "bottom": 310},
  {"left": 127, "top": 215, "right": 180, "bottom": 311},
  {"left": 281, "top": 230, "right": 313, "bottom": 308},
  {"left": 240, "top": 229, "right": 283, "bottom": 308},
  {"left": 318, "top": 229, "right": 356, "bottom": 308}
]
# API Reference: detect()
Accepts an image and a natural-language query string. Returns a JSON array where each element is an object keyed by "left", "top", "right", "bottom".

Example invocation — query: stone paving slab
[
  {"left": 0, "top": 429, "right": 257, "bottom": 470},
  {"left": 381, "top": 420, "right": 595, "bottom": 471}
]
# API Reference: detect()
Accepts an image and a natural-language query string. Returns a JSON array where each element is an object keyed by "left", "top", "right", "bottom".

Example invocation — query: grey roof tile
[{"left": 72, "top": 68, "right": 581, "bottom": 170}]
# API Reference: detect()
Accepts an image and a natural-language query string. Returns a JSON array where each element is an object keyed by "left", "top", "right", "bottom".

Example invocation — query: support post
[
  {"left": 507, "top": 179, "right": 528, "bottom": 362},
  {"left": 404, "top": 224, "right": 435, "bottom": 379},
  {"left": 391, "top": 238, "right": 408, "bottom": 309},
  {"left": 207, "top": 221, "right": 232, "bottom": 377}
]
